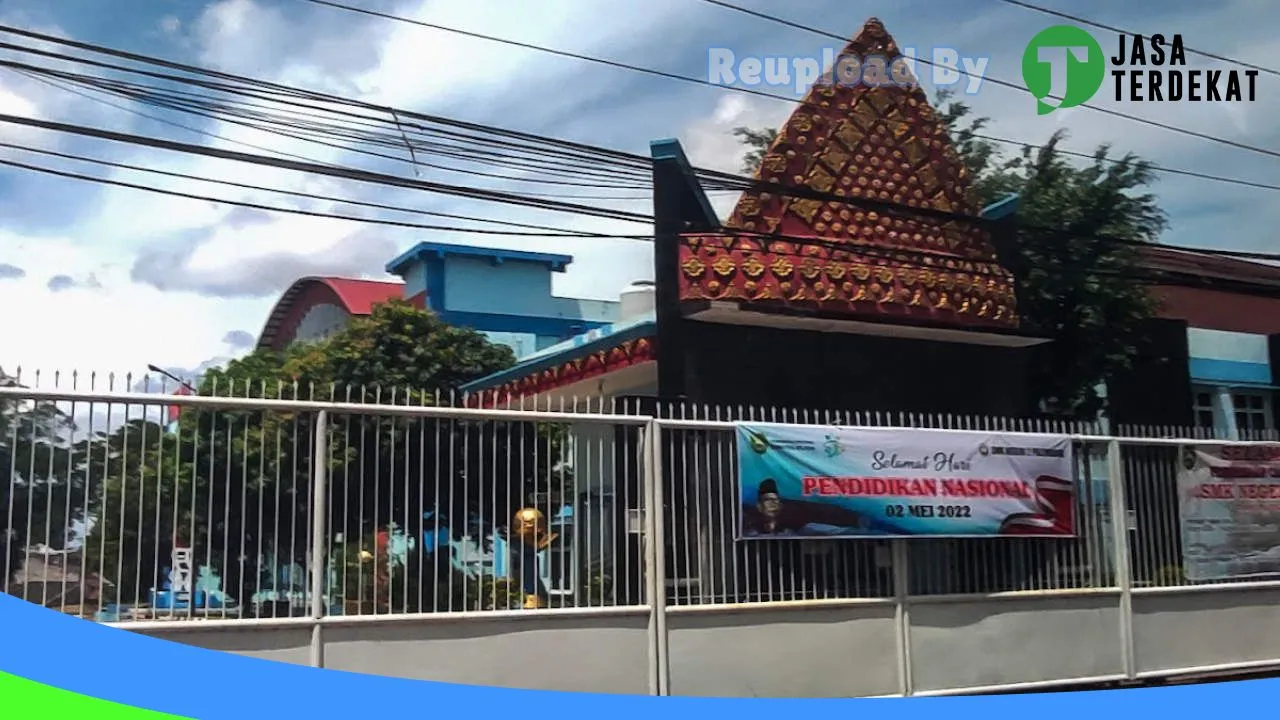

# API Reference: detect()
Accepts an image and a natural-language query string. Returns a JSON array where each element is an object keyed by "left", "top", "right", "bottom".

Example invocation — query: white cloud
[
  {"left": 131, "top": 222, "right": 399, "bottom": 298},
  {"left": 0, "top": 232, "right": 263, "bottom": 377},
  {"left": 158, "top": 15, "right": 182, "bottom": 36}
]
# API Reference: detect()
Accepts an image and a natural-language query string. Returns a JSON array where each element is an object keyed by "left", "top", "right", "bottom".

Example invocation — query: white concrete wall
[{"left": 128, "top": 581, "right": 1280, "bottom": 697}]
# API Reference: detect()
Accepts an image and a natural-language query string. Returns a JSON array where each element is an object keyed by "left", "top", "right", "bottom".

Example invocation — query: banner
[
  {"left": 736, "top": 423, "right": 1076, "bottom": 539},
  {"left": 1177, "top": 444, "right": 1280, "bottom": 581}
]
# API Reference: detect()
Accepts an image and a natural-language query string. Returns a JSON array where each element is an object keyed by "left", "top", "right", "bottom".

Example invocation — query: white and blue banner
[{"left": 736, "top": 424, "right": 1077, "bottom": 539}]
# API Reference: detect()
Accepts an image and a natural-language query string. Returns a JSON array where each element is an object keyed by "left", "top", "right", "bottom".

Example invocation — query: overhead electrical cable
[
  {"left": 2, "top": 93, "right": 1275, "bottom": 267},
  {"left": 7, "top": 62, "right": 653, "bottom": 189},
  {"left": 4, "top": 19, "right": 1277, "bottom": 197},
  {"left": 0, "top": 32, "right": 658, "bottom": 187},
  {"left": 0, "top": 112, "right": 654, "bottom": 224},
  {"left": 291, "top": 0, "right": 1280, "bottom": 191},
  {"left": 1, "top": 130, "right": 1275, "bottom": 296},
  {"left": 695, "top": 0, "right": 1280, "bottom": 160},
  {"left": 0, "top": 29, "right": 1277, "bottom": 267},
  {"left": 0, "top": 141, "right": 631, "bottom": 237},
  {"left": 0, "top": 154, "right": 654, "bottom": 239}
]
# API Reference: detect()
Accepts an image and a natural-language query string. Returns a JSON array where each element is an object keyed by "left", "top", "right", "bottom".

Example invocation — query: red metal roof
[
  {"left": 1139, "top": 246, "right": 1280, "bottom": 287},
  {"left": 256, "top": 276, "right": 403, "bottom": 351},
  {"left": 322, "top": 277, "right": 405, "bottom": 314}
]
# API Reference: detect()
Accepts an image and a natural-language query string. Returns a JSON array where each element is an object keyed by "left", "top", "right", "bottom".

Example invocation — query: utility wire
[
  {"left": 6, "top": 146, "right": 1226, "bottom": 291},
  {"left": 996, "top": 0, "right": 1280, "bottom": 78},
  {"left": 8, "top": 121, "right": 1279, "bottom": 281},
  {"left": 3, "top": 78, "right": 1275, "bottom": 266},
  {"left": 10, "top": 61, "right": 652, "bottom": 189},
  {"left": 1, "top": 125, "right": 1275, "bottom": 295},
  {"left": 7, "top": 22, "right": 1279, "bottom": 209},
  {"left": 0, "top": 141, "right": 628, "bottom": 237},
  {"left": 2, "top": 30, "right": 1277, "bottom": 266},
  {"left": 292, "top": 0, "right": 1280, "bottom": 192},
  {"left": 0, "top": 44, "right": 663, "bottom": 204},
  {"left": 0, "top": 26, "right": 656, "bottom": 178},
  {"left": 696, "top": 0, "right": 1279, "bottom": 160},
  {"left": 0, "top": 153, "right": 654, "bottom": 239},
  {"left": 0, "top": 112, "right": 654, "bottom": 224}
]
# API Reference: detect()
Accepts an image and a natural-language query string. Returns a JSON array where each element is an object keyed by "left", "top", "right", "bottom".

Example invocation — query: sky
[{"left": 0, "top": 0, "right": 1276, "bottom": 389}]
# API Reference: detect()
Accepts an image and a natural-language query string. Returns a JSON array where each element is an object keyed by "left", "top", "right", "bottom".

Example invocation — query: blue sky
[{"left": 0, "top": 0, "right": 1276, "bottom": 381}]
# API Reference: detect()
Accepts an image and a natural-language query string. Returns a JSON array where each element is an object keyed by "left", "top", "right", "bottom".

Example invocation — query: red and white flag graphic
[{"left": 999, "top": 475, "right": 1077, "bottom": 536}]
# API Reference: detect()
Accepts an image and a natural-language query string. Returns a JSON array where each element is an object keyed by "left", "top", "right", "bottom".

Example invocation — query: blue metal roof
[
  {"left": 460, "top": 312, "right": 656, "bottom": 393},
  {"left": 385, "top": 242, "right": 575, "bottom": 277},
  {"left": 981, "top": 194, "right": 1020, "bottom": 220}
]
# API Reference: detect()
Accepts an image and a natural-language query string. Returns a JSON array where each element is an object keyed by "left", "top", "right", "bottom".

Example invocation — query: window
[
  {"left": 1232, "top": 390, "right": 1274, "bottom": 435},
  {"left": 1192, "top": 389, "right": 1217, "bottom": 431}
]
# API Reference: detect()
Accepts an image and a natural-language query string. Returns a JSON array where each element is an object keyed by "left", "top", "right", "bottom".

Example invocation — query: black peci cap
[{"left": 758, "top": 478, "right": 779, "bottom": 496}]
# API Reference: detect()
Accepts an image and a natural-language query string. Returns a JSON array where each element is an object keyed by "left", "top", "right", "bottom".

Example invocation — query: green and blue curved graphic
[
  {"left": 0, "top": 589, "right": 1276, "bottom": 714},
  {"left": 0, "top": 670, "right": 188, "bottom": 718}
]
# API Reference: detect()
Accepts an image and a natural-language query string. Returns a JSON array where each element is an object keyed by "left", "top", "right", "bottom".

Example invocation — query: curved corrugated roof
[{"left": 256, "top": 276, "right": 403, "bottom": 351}]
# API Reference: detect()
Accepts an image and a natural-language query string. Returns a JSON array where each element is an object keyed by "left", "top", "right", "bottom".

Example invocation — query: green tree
[
  {"left": 85, "top": 300, "right": 564, "bottom": 613},
  {"left": 734, "top": 90, "right": 1163, "bottom": 418},
  {"left": 1, "top": 371, "right": 91, "bottom": 588},
  {"left": 80, "top": 418, "right": 191, "bottom": 608},
  {"left": 731, "top": 126, "right": 778, "bottom": 175}
]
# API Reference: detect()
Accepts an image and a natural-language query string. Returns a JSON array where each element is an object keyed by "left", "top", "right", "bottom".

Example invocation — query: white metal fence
[
  {"left": 0, "top": 371, "right": 649, "bottom": 621},
  {"left": 3, "top": 370, "right": 1280, "bottom": 694}
]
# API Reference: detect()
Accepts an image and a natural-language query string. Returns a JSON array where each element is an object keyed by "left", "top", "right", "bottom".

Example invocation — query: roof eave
[
  {"left": 460, "top": 318, "right": 657, "bottom": 393},
  {"left": 385, "top": 242, "right": 575, "bottom": 277}
]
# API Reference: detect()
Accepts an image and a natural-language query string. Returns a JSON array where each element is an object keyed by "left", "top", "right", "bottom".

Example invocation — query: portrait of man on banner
[{"left": 741, "top": 478, "right": 869, "bottom": 538}]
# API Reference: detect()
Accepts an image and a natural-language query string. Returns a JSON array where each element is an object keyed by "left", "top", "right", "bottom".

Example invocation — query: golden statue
[
  {"left": 511, "top": 507, "right": 558, "bottom": 609},
  {"left": 513, "top": 507, "right": 558, "bottom": 550}
]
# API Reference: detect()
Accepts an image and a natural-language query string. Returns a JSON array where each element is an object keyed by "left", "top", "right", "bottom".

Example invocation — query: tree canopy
[
  {"left": 734, "top": 89, "right": 1165, "bottom": 418},
  {"left": 1, "top": 370, "right": 92, "bottom": 589},
  {"left": 68, "top": 300, "right": 564, "bottom": 613}
]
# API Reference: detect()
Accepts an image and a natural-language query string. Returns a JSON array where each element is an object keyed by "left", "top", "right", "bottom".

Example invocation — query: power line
[
  {"left": 0, "top": 42, "right": 665, "bottom": 206},
  {"left": 0, "top": 138, "right": 1028, "bottom": 275},
  {"left": 0, "top": 25, "right": 655, "bottom": 174},
  {"left": 286, "top": 3, "right": 1280, "bottom": 194},
  {"left": 0, "top": 112, "right": 654, "bottom": 224},
  {"left": 2, "top": 122, "right": 1276, "bottom": 296},
  {"left": 0, "top": 153, "right": 654, "bottom": 239},
  {"left": 0, "top": 141, "right": 631, "bottom": 237},
  {"left": 11, "top": 68, "right": 337, "bottom": 167},
  {"left": 695, "top": 0, "right": 1280, "bottom": 160},
  {"left": 2, "top": 30, "right": 1277, "bottom": 268},
  {"left": 2, "top": 45, "right": 661, "bottom": 201},
  {"left": 5, "top": 19, "right": 1278, "bottom": 197},
  {"left": 26, "top": 50, "right": 1276, "bottom": 261},
  {"left": 996, "top": 0, "right": 1280, "bottom": 78},
  {"left": 4, "top": 87, "right": 1277, "bottom": 268},
  {"left": 9, "top": 61, "right": 652, "bottom": 190}
]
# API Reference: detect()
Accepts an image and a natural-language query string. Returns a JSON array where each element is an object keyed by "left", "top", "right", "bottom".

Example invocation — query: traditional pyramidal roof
[{"left": 677, "top": 18, "right": 1019, "bottom": 329}]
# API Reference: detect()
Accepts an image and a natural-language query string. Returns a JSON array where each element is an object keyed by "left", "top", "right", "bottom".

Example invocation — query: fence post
[
  {"left": 892, "top": 539, "right": 913, "bottom": 696},
  {"left": 309, "top": 410, "right": 329, "bottom": 669},
  {"left": 643, "top": 418, "right": 669, "bottom": 696},
  {"left": 1105, "top": 438, "right": 1136, "bottom": 680}
]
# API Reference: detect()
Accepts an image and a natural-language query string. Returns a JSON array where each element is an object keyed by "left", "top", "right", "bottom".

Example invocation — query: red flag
[{"left": 167, "top": 383, "right": 193, "bottom": 425}]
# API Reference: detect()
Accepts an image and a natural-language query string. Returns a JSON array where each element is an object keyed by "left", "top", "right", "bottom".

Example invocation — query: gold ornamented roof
[{"left": 683, "top": 17, "right": 1018, "bottom": 328}]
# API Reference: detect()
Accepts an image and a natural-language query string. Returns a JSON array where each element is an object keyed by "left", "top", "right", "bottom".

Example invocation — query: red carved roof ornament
[{"left": 678, "top": 17, "right": 1019, "bottom": 329}]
